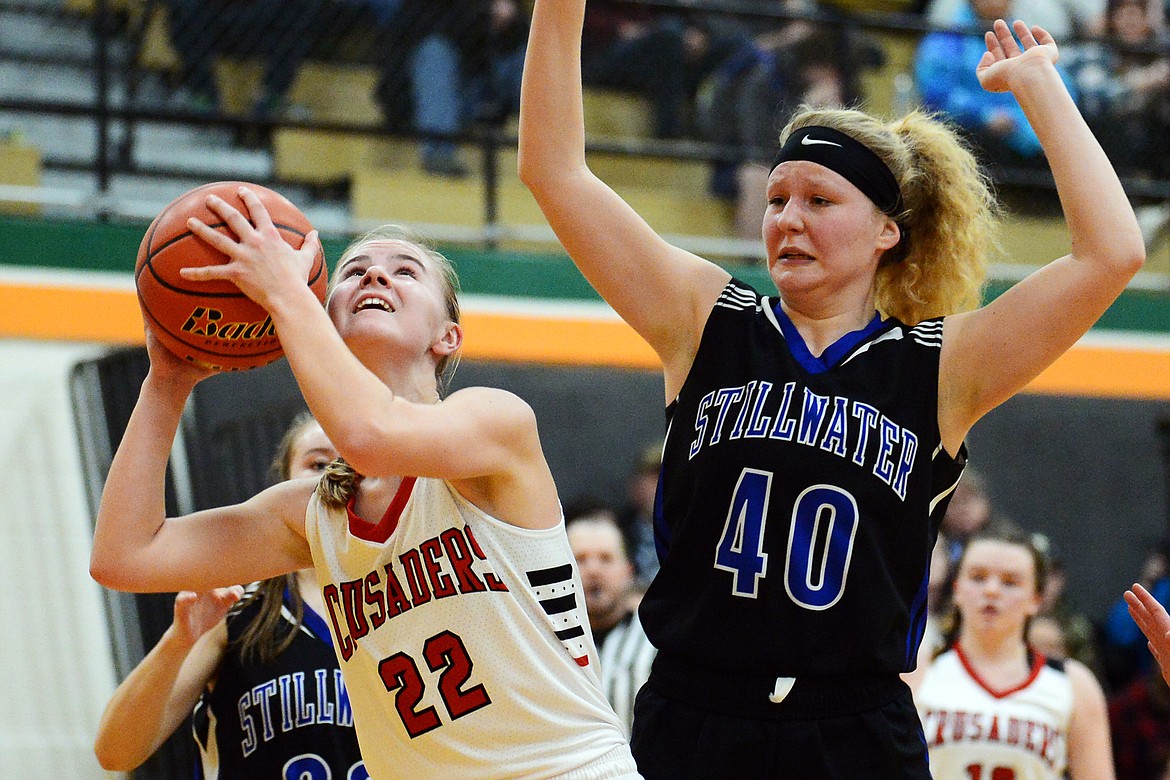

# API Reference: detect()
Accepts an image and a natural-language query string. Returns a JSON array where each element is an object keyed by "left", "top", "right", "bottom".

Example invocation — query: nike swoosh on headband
[{"left": 801, "top": 136, "right": 842, "bottom": 147}]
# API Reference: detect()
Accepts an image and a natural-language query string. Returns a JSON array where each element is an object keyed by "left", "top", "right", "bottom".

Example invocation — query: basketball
[{"left": 135, "top": 181, "right": 328, "bottom": 371}]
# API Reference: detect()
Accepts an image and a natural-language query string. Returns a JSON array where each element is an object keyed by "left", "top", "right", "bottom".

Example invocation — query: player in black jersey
[
  {"left": 519, "top": 6, "right": 1144, "bottom": 778},
  {"left": 94, "top": 415, "right": 368, "bottom": 779}
]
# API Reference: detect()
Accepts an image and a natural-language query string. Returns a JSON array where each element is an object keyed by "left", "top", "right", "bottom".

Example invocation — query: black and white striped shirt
[{"left": 596, "top": 611, "right": 657, "bottom": 736}]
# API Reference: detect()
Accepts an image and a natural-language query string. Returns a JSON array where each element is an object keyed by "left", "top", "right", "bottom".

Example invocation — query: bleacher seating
[
  {"left": 0, "top": 137, "right": 42, "bottom": 217},
  {"left": 2, "top": 0, "right": 1166, "bottom": 276}
]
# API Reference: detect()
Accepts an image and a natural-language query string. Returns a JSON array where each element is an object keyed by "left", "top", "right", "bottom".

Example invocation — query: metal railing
[{"left": 1, "top": 0, "right": 1169, "bottom": 265}]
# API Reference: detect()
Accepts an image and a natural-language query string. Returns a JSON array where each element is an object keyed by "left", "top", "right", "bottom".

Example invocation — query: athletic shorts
[{"left": 630, "top": 680, "right": 930, "bottom": 779}]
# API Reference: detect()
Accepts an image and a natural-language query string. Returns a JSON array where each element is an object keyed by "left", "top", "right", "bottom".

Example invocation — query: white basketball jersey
[
  {"left": 916, "top": 646, "right": 1073, "bottom": 780},
  {"left": 305, "top": 476, "right": 634, "bottom": 780}
]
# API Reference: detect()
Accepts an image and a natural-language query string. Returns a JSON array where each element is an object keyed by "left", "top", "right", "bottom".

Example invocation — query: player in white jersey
[
  {"left": 911, "top": 527, "right": 1112, "bottom": 780},
  {"left": 91, "top": 211, "right": 639, "bottom": 779}
]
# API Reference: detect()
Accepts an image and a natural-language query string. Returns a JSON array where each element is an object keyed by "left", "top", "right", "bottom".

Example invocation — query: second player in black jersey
[
  {"left": 644, "top": 280, "right": 964, "bottom": 684},
  {"left": 520, "top": 5, "right": 1144, "bottom": 777},
  {"left": 193, "top": 586, "right": 364, "bottom": 780},
  {"left": 94, "top": 416, "right": 366, "bottom": 779}
]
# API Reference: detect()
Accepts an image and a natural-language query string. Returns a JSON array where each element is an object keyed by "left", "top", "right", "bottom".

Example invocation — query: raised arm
[
  {"left": 516, "top": 0, "right": 729, "bottom": 396},
  {"left": 938, "top": 20, "right": 1145, "bottom": 450},
  {"left": 94, "top": 587, "right": 241, "bottom": 771},
  {"left": 89, "top": 335, "right": 313, "bottom": 593},
  {"left": 181, "top": 194, "right": 561, "bottom": 529}
]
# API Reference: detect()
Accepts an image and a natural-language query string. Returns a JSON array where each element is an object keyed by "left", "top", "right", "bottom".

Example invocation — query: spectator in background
[
  {"left": 568, "top": 510, "right": 656, "bottom": 736},
  {"left": 581, "top": 1, "right": 735, "bottom": 140},
  {"left": 615, "top": 444, "right": 661, "bottom": 589},
  {"left": 375, "top": 0, "right": 528, "bottom": 176},
  {"left": 1027, "top": 613, "right": 1071, "bottom": 659},
  {"left": 161, "top": 0, "right": 325, "bottom": 118},
  {"left": 1104, "top": 542, "right": 1170, "bottom": 691},
  {"left": 1110, "top": 665, "right": 1170, "bottom": 780},
  {"left": 1031, "top": 534, "right": 1103, "bottom": 676},
  {"left": 1064, "top": 0, "right": 1170, "bottom": 181},
  {"left": 916, "top": 0, "right": 1079, "bottom": 169},
  {"left": 698, "top": 1, "right": 866, "bottom": 244},
  {"left": 936, "top": 466, "right": 993, "bottom": 567},
  {"left": 927, "top": 0, "right": 1090, "bottom": 38}
]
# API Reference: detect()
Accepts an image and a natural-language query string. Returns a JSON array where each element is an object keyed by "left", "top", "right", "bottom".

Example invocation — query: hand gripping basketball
[{"left": 135, "top": 181, "right": 327, "bottom": 371}]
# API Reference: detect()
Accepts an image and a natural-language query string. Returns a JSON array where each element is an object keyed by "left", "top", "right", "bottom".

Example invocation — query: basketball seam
[{"left": 142, "top": 223, "right": 320, "bottom": 298}]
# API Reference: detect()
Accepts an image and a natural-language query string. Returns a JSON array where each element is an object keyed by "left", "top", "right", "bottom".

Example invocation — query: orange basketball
[{"left": 135, "top": 181, "right": 328, "bottom": 371}]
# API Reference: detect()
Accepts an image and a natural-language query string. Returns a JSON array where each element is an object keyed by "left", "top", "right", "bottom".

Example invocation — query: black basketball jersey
[
  {"left": 193, "top": 588, "right": 367, "bottom": 779},
  {"left": 640, "top": 279, "right": 966, "bottom": 681}
]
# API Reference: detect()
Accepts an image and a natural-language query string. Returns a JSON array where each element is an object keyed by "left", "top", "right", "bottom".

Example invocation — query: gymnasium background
[{"left": 3, "top": 0, "right": 1170, "bottom": 777}]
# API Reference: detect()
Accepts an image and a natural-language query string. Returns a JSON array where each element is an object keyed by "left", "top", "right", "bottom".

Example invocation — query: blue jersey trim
[
  {"left": 772, "top": 301, "right": 886, "bottom": 375},
  {"left": 905, "top": 561, "right": 932, "bottom": 668},
  {"left": 284, "top": 586, "right": 335, "bottom": 649}
]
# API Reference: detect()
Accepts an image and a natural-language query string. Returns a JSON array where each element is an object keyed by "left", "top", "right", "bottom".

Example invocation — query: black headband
[{"left": 770, "top": 126, "right": 903, "bottom": 216}]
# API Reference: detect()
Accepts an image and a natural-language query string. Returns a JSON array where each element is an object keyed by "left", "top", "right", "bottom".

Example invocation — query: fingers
[
  {"left": 185, "top": 217, "right": 237, "bottom": 258},
  {"left": 984, "top": 30, "right": 1003, "bottom": 60},
  {"left": 214, "top": 584, "right": 245, "bottom": 604},
  {"left": 237, "top": 186, "right": 276, "bottom": 233},
  {"left": 1131, "top": 583, "right": 1161, "bottom": 611},
  {"left": 1012, "top": 20, "right": 1037, "bottom": 48},
  {"left": 205, "top": 193, "right": 257, "bottom": 241},
  {"left": 300, "top": 229, "right": 322, "bottom": 262},
  {"left": 1028, "top": 24, "right": 1054, "bottom": 46},
  {"left": 992, "top": 19, "right": 1021, "bottom": 56}
]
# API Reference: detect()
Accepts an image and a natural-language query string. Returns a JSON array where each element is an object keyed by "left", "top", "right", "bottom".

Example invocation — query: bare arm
[
  {"left": 939, "top": 21, "right": 1144, "bottom": 451},
  {"left": 517, "top": 0, "right": 729, "bottom": 398},
  {"left": 180, "top": 193, "right": 561, "bottom": 528},
  {"left": 89, "top": 335, "right": 312, "bottom": 592},
  {"left": 94, "top": 587, "right": 240, "bottom": 771},
  {"left": 183, "top": 193, "right": 554, "bottom": 472},
  {"left": 1065, "top": 659, "right": 1116, "bottom": 780}
]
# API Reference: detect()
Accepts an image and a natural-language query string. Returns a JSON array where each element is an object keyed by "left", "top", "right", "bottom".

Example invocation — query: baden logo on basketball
[{"left": 180, "top": 307, "right": 277, "bottom": 341}]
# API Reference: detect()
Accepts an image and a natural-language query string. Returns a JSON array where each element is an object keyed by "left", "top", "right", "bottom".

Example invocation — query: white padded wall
[{"left": 0, "top": 340, "right": 117, "bottom": 778}]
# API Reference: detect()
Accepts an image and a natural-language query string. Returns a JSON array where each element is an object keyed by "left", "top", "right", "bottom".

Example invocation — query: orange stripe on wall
[
  {"left": 1026, "top": 345, "right": 1170, "bottom": 400},
  {"left": 460, "top": 311, "right": 659, "bottom": 369},
  {"left": 2, "top": 281, "right": 1169, "bottom": 397},
  {"left": 0, "top": 281, "right": 144, "bottom": 344}
]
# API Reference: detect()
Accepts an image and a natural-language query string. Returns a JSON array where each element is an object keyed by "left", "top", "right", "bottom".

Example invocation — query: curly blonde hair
[{"left": 780, "top": 107, "right": 1001, "bottom": 325}]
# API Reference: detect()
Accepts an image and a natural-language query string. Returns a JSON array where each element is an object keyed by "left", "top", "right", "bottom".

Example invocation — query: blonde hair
[
  {"left": 317, "top": 457, "right": 359, "bottom": 510},
  {"left": 317, "top": 226, "right": 463, "bottom": 509},
  {"left": 780, "top": 107, "right": 1001, "bottom": 325},
  {"left": 327, "top": 224, "right": 463, "bottom": 391}
]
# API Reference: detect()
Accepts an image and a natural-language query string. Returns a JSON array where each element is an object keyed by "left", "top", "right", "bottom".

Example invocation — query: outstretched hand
[
  {"left": 976, "top": 19, "right": 1059, "bottom": 94},
  {"left": 172, "top": 586, "right": 245, "bottom": 648},
  {"left": 180, "top": 187, "right": 322, "bottom": 313},
  {"left": 1125, "top": 583, "right": 1170, "bottom": 687}
]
